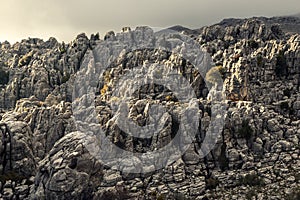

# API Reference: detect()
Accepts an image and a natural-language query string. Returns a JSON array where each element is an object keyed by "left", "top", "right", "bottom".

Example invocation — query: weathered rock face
[
  {"left": 0, "top": 16, "right": 300, "bottom": 200},
  {"left": 30, "top": 132, "right": 105, "bottom": 200},
  {"left": 0, "top": 34, "right": 94, "bottom": 109}
]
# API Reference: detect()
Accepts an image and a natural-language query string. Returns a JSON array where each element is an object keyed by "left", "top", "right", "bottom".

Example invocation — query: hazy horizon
[{"left": 0, "top": 0, "right": 299, "bottom": 43}]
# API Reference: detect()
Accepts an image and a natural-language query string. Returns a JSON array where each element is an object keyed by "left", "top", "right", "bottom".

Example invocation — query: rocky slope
[{"left": 0, "top": 16, "right": 299, "bottom": 200}]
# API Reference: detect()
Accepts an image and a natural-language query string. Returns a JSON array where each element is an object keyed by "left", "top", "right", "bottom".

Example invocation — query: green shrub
[
  {"left": 257, "top": 55, "right": 264, "bottom": 67},
  {"left": 239, "top": 174, "right": 264, "bottom": 187},
  {"left": 245, "top": 188, "right": 256, "bottom": 200},
  {"left": 238, "top": 120, "right": 253, "bottom": 140},
  {"left": 275, "top": 50, "right": 288, "bottom": 77},
  {"left": 206, "top": 177, "right": 219, "bottom": 190},
  {"left": 0, "top": 170, "right": 27, "bottom": 183},
  {"left": 157, "top": 194, "right": 166, "bottom": 200},
  {"left": 248, "top": 40, "right": 259, "bottom": 49},
  {"left": 61, "top": 73, "right": 70, "bottom": 84},
  {"left": 59, "top": 42, "right": 66, "bottom": 53},
  {"left": 100, "top": 188, "right": 129, "bottom": 200},
  {"left": 280, "top": 102, "right": 289, "bottom": 110},
  {"left": 0, "top": 67, "right": 9, "bottom": 85}
]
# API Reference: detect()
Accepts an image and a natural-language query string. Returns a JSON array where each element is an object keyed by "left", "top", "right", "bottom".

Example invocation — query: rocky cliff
[{"left": 0, "top": 16, "right": 299, "bottom": 199}]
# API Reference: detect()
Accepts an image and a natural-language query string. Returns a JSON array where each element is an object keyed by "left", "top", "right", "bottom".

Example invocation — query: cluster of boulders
[{"left": 0, "top": 16, "right": 299, "bottom": 199}]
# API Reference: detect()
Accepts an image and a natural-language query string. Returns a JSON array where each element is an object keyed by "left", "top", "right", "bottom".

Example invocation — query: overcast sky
[{"left": 0, "top": 0, "right": 299, "bottom": 43}]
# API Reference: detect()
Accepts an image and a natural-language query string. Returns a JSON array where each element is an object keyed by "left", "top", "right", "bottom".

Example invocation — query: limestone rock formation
[{"left": 0, "top": 16, "right": 299, "bottom": 199}]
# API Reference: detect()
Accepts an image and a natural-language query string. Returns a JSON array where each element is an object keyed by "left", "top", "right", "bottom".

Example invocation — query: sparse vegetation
[
  {"left": 239, "top": 174, "right": 265, "bottom": 187},
  {"left": 256, "top": 54, "right": 264, "bottom": 67},
  {"left": 59, "top": 42, "right": 66, "bottom": 53},
  {"left": 157, "top": 194, "right": 166, "bottom": 200},
  {"left": 280, "top": 101, "right": 289, "bottom": 110},
  {"left": 286, "top": 187, "right": 300, "bottom": 200},
  {"left": 110, "top": 96, "right": 120, "bottom": 102},
  {"left": 245, "top": 188, "right": 257, "bottom": 200},
  {"left": 99, "top": 188, "right": 130, "bottom": 200},
  {"left": 165, "top": 95, "right": 172, "bottom": 101},
  {"left": 0, "top": 170, "right": 27, "bottom": 183},
  {"left": 206, "top": 66, "right": 226, "bottom": 84},
  {"left": 206, "top": 177, "right": 220, "bottom": 190},
  {"left": 237, "top": 120, "right": 253, "bottom": 140},
  {"left": 0, "top": 17, "right": 299, "bottom": 200},
  {"left": 104, "top": 71, "right": 111, "bottom": 83},
  {"left": 275, "top": 50, "right": 288, "bottom": 77},
  {"left": 218, "top": 66, "right": 226, "bottom": 79},
  {"left": 101, "top": 84, "right": 109, "bottom": 95},
  {"left": 0, "top": 67, "right": 9, "bottom": 85},
  {"left": 61, "top": 73, "right": 70, "bottom": 84},
  {"left": 248, "top": 40, "right": 259, "bottom": 49}
]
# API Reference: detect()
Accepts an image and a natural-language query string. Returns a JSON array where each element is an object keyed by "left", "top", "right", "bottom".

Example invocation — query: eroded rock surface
[{"left": 0, "top": 16, "right": 299, "bottom": 199}]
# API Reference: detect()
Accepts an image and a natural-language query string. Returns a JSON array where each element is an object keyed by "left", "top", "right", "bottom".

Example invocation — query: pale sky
[{"left": 0, "top": 0, "right": 299, "bottom": 43}]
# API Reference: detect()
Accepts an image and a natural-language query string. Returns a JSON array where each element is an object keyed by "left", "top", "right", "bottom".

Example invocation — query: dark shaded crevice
[{"left": 0, "top": 123, "right": 12, "bottom": 175}]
